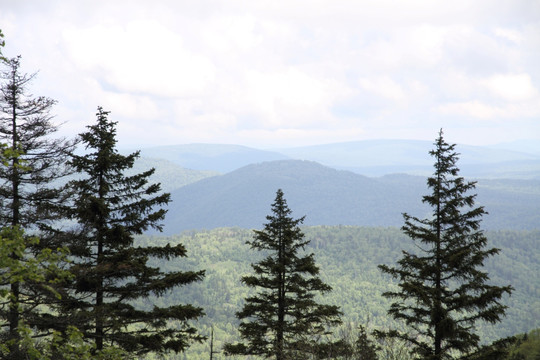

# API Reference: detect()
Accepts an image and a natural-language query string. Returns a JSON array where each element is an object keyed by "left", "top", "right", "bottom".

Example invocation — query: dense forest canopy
[{"left": 135, "top": 225, "right": 539, "bottom": 359}]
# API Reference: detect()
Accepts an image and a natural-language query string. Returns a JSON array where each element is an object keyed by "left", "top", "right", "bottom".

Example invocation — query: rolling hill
[
  {"left": 137, "top": 143, "right": 289, "bottom": 173},
  {"left": 161, "top": 160, "right": 540, "bottom": 235},
  {"left": 278, "top": 140, "right": 540, "bottom": 178},
  {"left": 134, "top": 139, "right": 540, "bottom": 179},
  {"left": 130, "top": 156, "right": 218, "bottom": 192}
]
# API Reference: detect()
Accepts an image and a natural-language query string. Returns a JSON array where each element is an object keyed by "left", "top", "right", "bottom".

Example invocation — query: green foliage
[
  {"left": 317, "top": 323, "right": 379, "bottom": 359},
  {"left": 133, "top": 226, "right": 538, "bottom": 359},
  {"left": 0, "top": 54, "right": 76, "bottom": 354},
  {"left": 460, "top": 329, "right": 540, "bottom": 360},
  {"left": 510, "top": 329, "right": 540, "bottom": 360},
  {"left": 63, "top": 107, "right": 205, "bottom": 356},
  {"left": 130, "top": 156, "right": 219, "bottom": 193},
  {"left": 0, "top": 226, "right": 73, "bottom": 359},
  {"left": 378, "top": 130, "right": 513, "bottom": 359},
  {"left": 224, "top": 190, "right": 342, "bottom": 359}
]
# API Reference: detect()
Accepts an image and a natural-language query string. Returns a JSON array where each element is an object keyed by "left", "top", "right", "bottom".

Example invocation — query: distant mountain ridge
[
  {"left": 138, "top": 143, "right": 289, "bottom": 173},
  {"left": 135, "top": 139, "right": 540, "bottom": 178},
  {"left": 161, "top": 160, "right": 540, "bottom": 235}
]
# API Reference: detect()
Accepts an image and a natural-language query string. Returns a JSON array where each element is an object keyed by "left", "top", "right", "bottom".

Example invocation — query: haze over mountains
[
  {"left": 129, "top": 139, "right": 540, "bottom": 235},
  {"left": 136, "top": 139, "right": 540, "bottom": 178}
]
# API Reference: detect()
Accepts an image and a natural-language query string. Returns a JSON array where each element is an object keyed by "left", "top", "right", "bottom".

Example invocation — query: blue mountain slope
[
  {"left": 278, "top": 140, "right": 540, "bottom": 177},
  {"left": 134, "top": 140, "right": 540, "bottom": 178},
  {"left": 138, "top": 143, "right": 289, "bottom": 173},
  {"left": 161, "top": 160, "right": 540, "bottom": 235}
]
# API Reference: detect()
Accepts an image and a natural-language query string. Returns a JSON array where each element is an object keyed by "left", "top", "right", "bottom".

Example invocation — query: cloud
[
  {"left": 1, "top": 0, "right": 539, "bottom": 147},
  {"left": 481, "top": 73, "right": 539, "bottom": 102},
  {"left": 62, "top": 20, "right": 216, "bottom": 98},
  {"left": 494, "top": 27, "right": 523, "bottom": 44},
  {"left": 359, "top": 76, "right": 406, "bottom": 102}
]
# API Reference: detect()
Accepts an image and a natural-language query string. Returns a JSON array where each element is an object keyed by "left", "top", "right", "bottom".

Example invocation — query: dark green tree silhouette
[
  {"left": 64, "top": 107, "right": 205, "bottom": 356},
  {"left": 377, "top": 130, "right": 512, "bottom": 359},
  {"left": 0, "top": 55, "right": 76, "bottom": 357},
  {"left": 317, "top": 324, "right": 379, "bottom": 360},
  {"left": 224, "top": 189, "right": 342, "bottom": 359}
]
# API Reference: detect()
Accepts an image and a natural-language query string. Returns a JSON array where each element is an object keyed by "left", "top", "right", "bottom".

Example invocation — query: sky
[{"left": 1, "top": 0, "right": 539, "bottom": 149}]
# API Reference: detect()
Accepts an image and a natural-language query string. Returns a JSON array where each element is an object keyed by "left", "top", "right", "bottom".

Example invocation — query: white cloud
[
  {"left": 1, "top": 0, "right": 539, "bottom": 147},
  {"left": 481, "top": 73, "right": 539, "bottom": 102},
  {"left": 241, "top": 68, "right": 347, "bottom": 128},
  {"left": 494, "top": 28, "right": 523, "bottom": 44},
  {"left": 62, "top": 20, "right": 216, "bottom": 98},
  {"left": 437, "top": 101, "right": 500, "bottom": 119},
  {"left": 359, "top": 76, "right": 406, "bottom": 102}
]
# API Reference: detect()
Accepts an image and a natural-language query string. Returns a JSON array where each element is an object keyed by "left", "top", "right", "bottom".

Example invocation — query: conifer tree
[
  {"left": 64, "top": 107, "right": 205, "bottom": 356},
  {"left": 224, "top": 189, "right": 342, "bottom": 360},
  {"left": 0, "top": 225, "right": 73, "bottom": 359},
  {"left": 0, "top": 55, "right": 77, "bottom": 356},
  {"left": 377, "top": 130, "right": 512, "bottom": 359},
  {"left": 0, "top": 56, "right": 76, "bottom": 231}
]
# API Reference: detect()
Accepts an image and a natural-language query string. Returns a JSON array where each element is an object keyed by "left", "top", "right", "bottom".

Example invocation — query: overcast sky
[{"left": 1, "top": 0, "right": 539, "bottom": 148}]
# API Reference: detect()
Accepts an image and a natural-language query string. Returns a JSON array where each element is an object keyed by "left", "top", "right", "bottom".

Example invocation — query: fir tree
[
  {"left": 224, "top": 189, "right": 342, "bottom": 360},
  {"left": 377, "top": 130, "right": 512, "bottom": 359},
  {"left": 64, "top": 107, "right": 205, "bottom": 356},
  {"left": 0, "top": 55, "right": 77, "bottom": 356},
  {"left": 0, "top": 56, "right": 76, "bottom": 230}
]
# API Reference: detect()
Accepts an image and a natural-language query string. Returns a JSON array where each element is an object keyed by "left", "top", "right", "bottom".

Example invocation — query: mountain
[
  {"left": 277, "top": 140, "right": 540, "bottom": 178},
  {"left": 134, "top": 140, "right": 540, "bottom": 179},
  {"left": 162, "top": 160, "right": 540, "bottom": 234},
  {"left": 138, "top": 143, "right": 289, "bottom": 173},
  {"left": 130, "top": 156, "right": 218, "bottom": 192},
  {"left": 490, "top": 139, "right": 540, "bottom": 155}
]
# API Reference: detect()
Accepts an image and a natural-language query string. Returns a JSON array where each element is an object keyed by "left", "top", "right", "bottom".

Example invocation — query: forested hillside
[
  {"left": 131, "top": 157, "right": 218, "bottom": 192},
  {"left": 136, "top": 226, "right": 539, "bottom": 359},
  {"left": 161, "top": 160, "right": 540, "bottom": 234}
]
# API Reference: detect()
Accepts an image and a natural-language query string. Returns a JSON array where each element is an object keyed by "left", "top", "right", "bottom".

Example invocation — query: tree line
[{"left": 0, "top": 31, "right": 526, "bottom": 359}]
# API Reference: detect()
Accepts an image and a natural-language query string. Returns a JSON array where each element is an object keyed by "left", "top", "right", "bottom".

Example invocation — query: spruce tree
[
  {"left": 64, "top": 107, "right": 205, "bottom": 356},
  {"left": 0, "top": 55, "right": 77, "bottom": 356},
  {"left": 377, "top": 130, "right": 512, "bottom": 359},
  {"left": 224, "top": 189, "right": 342, "bottom": 360},
  {"left": 0, "top": 56, "right": 76, "bottom": 230}
]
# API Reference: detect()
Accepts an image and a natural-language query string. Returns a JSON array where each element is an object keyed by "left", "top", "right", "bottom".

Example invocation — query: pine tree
[
  {"left": 224, "top": 189, "right": 342, "bottom": 360},
  {"left": 0, "top": 56, "right": 76, "bottom": 231},
  {"left": 64, "top": 107, "right": 205, "bottom": 356},
  {"left": 377, "top": 130, "right": 512, "bottom": 359},
  {"left": 353, "top": 325, "right": 378, "bottom": 360},
  {"left": 0, "top": 55, "right": 77, "bottom": 356}
]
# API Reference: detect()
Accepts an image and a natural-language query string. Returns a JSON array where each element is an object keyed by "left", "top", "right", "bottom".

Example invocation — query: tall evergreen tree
[
  {"left": 224, "top": 189, "right": 342, "bottom": 360},
  {"left": 0, "top": 55, "right": 77, "bottom": 356},
  {"left": 64, "top": 107, "right": 205, "bottom": 356},
  {"left": 0, "top": 56, "right": 76, "bottom": 230},
  {"left": 377, "top": 130, "right": 512, "bottom": 359}
]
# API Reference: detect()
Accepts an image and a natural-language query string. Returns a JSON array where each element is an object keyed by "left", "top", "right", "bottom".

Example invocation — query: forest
[
  {"left": 0, "top": 28, "right": 539, "bottom": 360},
  {"left": 135, "top": 226, "right": 540, "bottom": 359}
]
